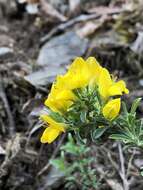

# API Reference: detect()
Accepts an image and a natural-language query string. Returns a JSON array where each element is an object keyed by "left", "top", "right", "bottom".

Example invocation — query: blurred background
[{"left": 0, "top": 0, "right": 143, "bottom": 189}]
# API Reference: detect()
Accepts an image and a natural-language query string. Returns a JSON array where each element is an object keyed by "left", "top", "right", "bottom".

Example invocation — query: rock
[
  {"left": 24, "top": 66, "right": 66, "bottom": 87},
  {"left": 4, "top": 0, "right": 17, "bottom": 16},
  {"left": 131, "top": 32, "right": 143, "bottom": 55},
  {"left": 0, "top": 47, "right": 13, "bottom": 57},
  {"left": 139, "top": 79, "right": 143, "bottom": 86},
  {"left": 134, "top": 158, "right": 143, "bottom": 168},
  {"left": 26, "top": 3, "right": 39, "bottom": 14},
  {"left": 37, "top": 31, "right": 88, "bottom": 66},
  {"left": 0, "top": 34, "right": 14, "bottom": 47},
  {"left": 28, "top": 31, "right": 88, "bottom": 88},
  {"left": 91, "top": 30, "right": 127, "bottom": 49}
]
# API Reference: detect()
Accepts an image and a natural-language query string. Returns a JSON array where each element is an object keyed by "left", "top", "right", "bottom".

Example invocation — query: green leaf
[
  {"left": 80, "top": 110, "right": 87, "bottom": 123},
  {"left": 141, "top": 171, "right": 143, "bottom": 176},
  {"left": 75, "top": 131, "right": 86, "bottom": 144},
  {"left": 61, "top": 144, "right": 78, "bottom": 155},
  {"left": 49, "top": 111, "right": 65, "bottom": 123},
  {"left": 50, "top": 158, "right": 65, "bottom": 171},
  {"left": 122, "top": 101, "right": 128, "bottom": 114},
  {"left": 140, "top": 168, "right": 143, "bottom": 176},
  {"left": 92, "top": 127, "right": 107, "bottom": 140},
  {"left": 130, "top": 98, "right": 142, "bottom": 114},
  {"left": 109, "top": 133, "right": 131, "bottom": 142},
  {"left": 61, "top": 139, "right": 79, "bottom": 155},
  {"left": 68, "top": 133, "right": 74, "bottom": 143}
]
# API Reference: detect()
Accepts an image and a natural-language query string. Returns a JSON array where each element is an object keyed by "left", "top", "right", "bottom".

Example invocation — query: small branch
[
  {"left": 118, "top": 143, "right": 129, "bottom": 190},
  {"left": 101, "top": 146, "right": 119, "bottom": 171},
  {"left": 40, "top": 13, "right": 100, "bottom": 44},
  {"left": 127, "top": 149, "right": 136, "bottom": 177},
  {"left": 0, "top": 76, "right": 15, "bottom": 136},
  {"left": 40, "top": 0, "right": 67, "bottom": 22},
  {"left": 40, "top": 8, "right": 122, "bottom": 44}
]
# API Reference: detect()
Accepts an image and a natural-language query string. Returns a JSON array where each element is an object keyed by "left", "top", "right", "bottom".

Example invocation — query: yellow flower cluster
[{"left": 40, "top": 57, "right": 129, "bottom": 143}]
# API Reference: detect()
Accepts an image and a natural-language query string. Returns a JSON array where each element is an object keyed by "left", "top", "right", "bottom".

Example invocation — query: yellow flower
[
  {"left": 108, "top": 80, "right": 129, "bottom": 96},
  {"left": 98, "top": 68, "right": 129, "bottom": 99},
  {"left": 102, "top": 98, "right": 121, "bottom": 120},
  {"left": 86, "top": 57, "right": 102, "bottom": 85},
  {"left": 45, "top": 83, "right": 76, "bottom": 113},
  {"left": 56, "top": 57, "right": 90, "bottom": 90},
  {"left": 56, "top": 57, "right": 103, "bottom": 90},
  {"left": 40, "top": 115, "right": 65, "bottom": 143},
  {"left": 44, "top": 57, "right": 103, "bottom": 113}
]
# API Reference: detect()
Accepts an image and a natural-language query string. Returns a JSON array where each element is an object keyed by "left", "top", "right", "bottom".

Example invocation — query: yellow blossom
[
  {"left": 108, "top": 80, "right": 129, "bottom": 96},
  {"left": 102, "top": 98, "right": 121, "bottom": 120},
  {"left": 40, "top": 115, "right": 65, "bottom": 143},
  {"left": 56, "top": 57, "right": 103, "bottom": 90},
  {"left": 45, "top": 83, "right": 76, "bottom": 113},
  {"left": 98, "top": 68, "right": 129, "bottom": 99},
  {"left": 86, "top": 57, "right": 102, "bottom": 85},
  {"left": 56, "top": 57, "right": 91, "bottom": 90},
  {"left": 40, "top": 56, "right": 130, "bottom": 143}
]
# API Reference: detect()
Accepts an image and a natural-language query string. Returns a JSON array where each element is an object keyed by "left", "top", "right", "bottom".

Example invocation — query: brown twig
[
  {"left": 40, "top": 7, "right": 123, "bottom": 44},
  {"left": 40, "top": 0, "right": 67, "bottom": 22},
  {"left": 0, "top": 76, "right": 15, "bottom": 136},
  {"left": 101, "top": 146, "right": 119, "bottom": 171},
  {"left": 126, "top": 149, "right": 136, "bottom": 177},
  {"left": 40, "top": 13, "right": 100, "bottom": 44},
  {"left": 100, "top": 144, "right": 130, "bottom": 190},
  {"left": 118, "top": 143, "right": 129, "bottom": 190}
]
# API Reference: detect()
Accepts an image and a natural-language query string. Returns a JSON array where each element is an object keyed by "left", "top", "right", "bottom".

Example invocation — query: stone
[{"left": 37, "top": 31, "right": 88, "bottom": 66}]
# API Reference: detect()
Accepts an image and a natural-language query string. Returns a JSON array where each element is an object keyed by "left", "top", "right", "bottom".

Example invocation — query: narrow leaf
[
  {"left": 92, "top": 127, "right": 107, "bottom": 140},
  {"left": 131, "top": 98, "right": 142, "bottom": 114}
]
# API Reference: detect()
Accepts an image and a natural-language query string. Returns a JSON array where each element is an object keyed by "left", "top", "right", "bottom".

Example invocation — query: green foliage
[
  {"left": 49, "top": 111, "right": 66, "bottom": 123},
  {"left": 91, "top": 126, "right": 109, "bottom": 140},
  {"left": 64, "top": 87, "right": 109, "bottom": 142},
  {"left": 50, "top": 98, "right": 143, "bottom": 187},
  {"left": 50, "top": 156, "right": 66, "bottom": 171},
  {"left": 110, "top": 98, "right": 143, "bottom": 147},
  {"left": 47, "top": 93, "right": 143, "bottom": 149},
  {"left": 50, "top": 133, "right": 98, "bottom": 190}
]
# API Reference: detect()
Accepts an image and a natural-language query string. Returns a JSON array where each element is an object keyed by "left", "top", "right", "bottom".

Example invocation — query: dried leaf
[
  {"left": 40, "top": 0, "right": 67, "bottom": 22},
  {"left": 88, "top": 6, "right": 123, "bottom": 15},
  {"left": 76, "top": 16, "right": 107, "bottom": 38}
]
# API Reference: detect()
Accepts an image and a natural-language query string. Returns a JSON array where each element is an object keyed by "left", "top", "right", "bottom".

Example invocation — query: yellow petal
[
  {"left": 44, "top": 81, "right": 76, "bottom": 112},
  {"left": 57, "top": 90, "right": 76, "bottom": 100},
  {"left": 64, "top": 57, "right": 90, "bottom": 89},
  {"left": 102, "top": 98, "right": 121, "bottom": 120},
  {"left": 53, "top": 57, "right": 101, "bottom": 91},
  {"left": 109, "top": 80, "right": 129, "bottom": 96},
  {"left": 86, "top": 57, "right": 100, "bottom": 66},
  {"left": 98, "top": 68, "right": 113, "bottom": 99},
  {"left": 45, "top": 98, "right": 73, "bottom": 113},
  {"left": 40, "top": 114, "right": 65, "bottom": 132},
  {"left": 108, "top": 85, "right": 122, "bottom": 96},
  {"left": 86, "top": 57, "right": 102, "bottom": 85},
  {"left": 68, "top": 57, "right": 87, "bottom": 74},
  {"left": 115, "top": 80, "right": 129, "bottom": 94},
  {"left": 41, "top": 127, "right": 61, "bottom": 143},
  {"left": 55, "top": 75, "right": 69, "bottom": 90}
]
